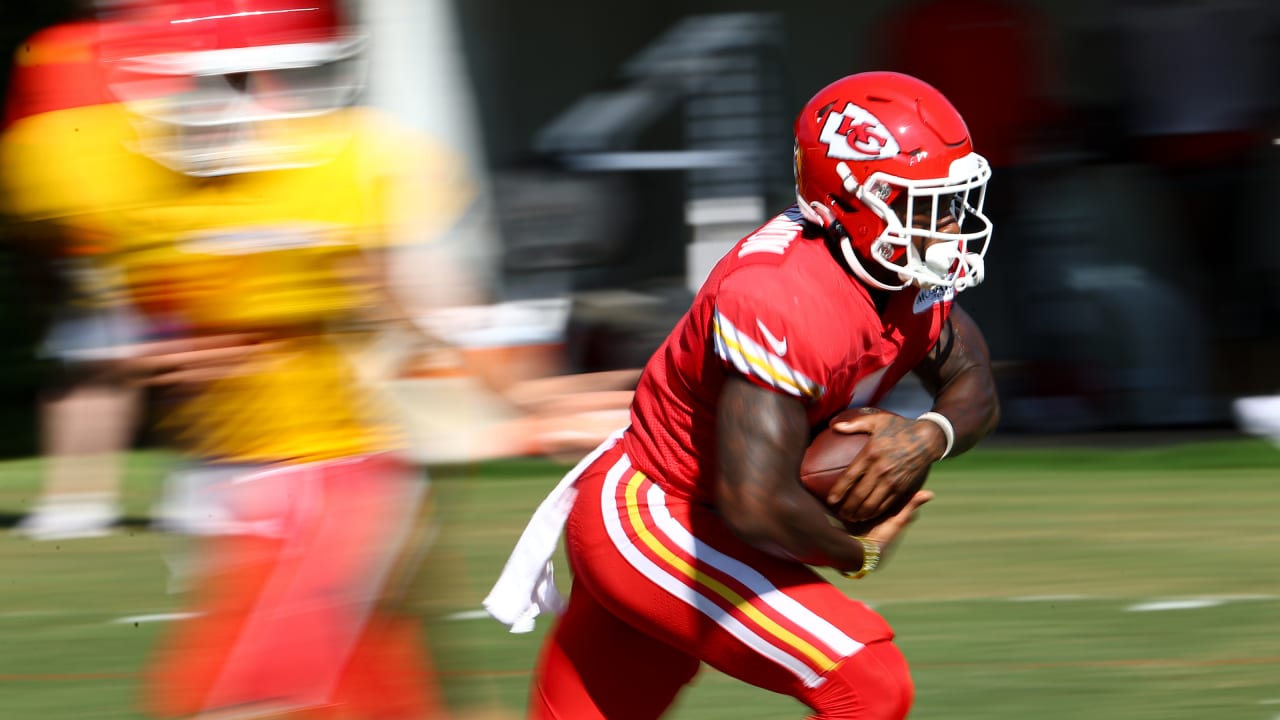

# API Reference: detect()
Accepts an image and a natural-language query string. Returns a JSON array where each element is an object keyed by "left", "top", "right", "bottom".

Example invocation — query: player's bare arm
[
  {"left": 716, "top": 375, "right": 895, "bottom": 574},
  {"left": 824, "top": 305, "right": 999, "bottom": 524},
  {"left": 910, "top": 304, "right": 1000, "bottom": 455}
]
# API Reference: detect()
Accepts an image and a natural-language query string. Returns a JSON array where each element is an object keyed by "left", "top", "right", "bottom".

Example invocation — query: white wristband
[{"left": 917, "top": 411, "right": 955, "bottom": 460}]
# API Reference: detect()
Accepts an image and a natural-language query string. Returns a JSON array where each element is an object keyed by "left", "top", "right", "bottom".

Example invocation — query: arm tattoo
[
  {"left": 716, "top": 375, "right": 869, "bottom": 569},
  {"left": 718, "top": 376, "right": 809, "bottom": 508}
]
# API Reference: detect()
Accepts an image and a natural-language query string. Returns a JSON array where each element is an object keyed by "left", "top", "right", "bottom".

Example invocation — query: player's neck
[{"left": 866, "top": 286, "right": 891, "bottom": 315}]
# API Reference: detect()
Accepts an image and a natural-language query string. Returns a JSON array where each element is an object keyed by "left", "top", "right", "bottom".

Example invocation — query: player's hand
[
  {"left": 824, "top": 407, "right": 942, "bottom": 525},
  {"left": 862, "top": 489, "right": 934, "bottom": 558}
]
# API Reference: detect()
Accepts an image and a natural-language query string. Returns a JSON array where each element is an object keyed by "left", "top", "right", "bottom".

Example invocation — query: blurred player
[
  {"left": 2, "top": 9, "right": 145, "bottom": 540},
  {"left": 486, "top": 72, "right": 1000, "bottom": 719},
  {"left": 0, "top": 0, "right": 472, "bottom": 717}
]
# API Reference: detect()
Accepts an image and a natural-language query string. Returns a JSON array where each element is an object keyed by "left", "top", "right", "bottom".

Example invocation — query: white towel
[{"left": 483, "top": 428, "right": 625, "bottom": 633}]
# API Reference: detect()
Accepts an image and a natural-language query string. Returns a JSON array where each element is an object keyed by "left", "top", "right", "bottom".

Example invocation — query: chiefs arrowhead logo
[{"left": 818, "top": 103, "right": 900, "bottom": 161}]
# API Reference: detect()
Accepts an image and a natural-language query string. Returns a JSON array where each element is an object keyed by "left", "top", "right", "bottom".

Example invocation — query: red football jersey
[{"left": 623, "top": 206, "right": 953, "bottom": 503}]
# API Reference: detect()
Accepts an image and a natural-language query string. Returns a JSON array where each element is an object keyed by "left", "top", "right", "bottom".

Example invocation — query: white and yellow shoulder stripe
[{"left": 713, "top": 309, "right": 822, "bottom": 400}]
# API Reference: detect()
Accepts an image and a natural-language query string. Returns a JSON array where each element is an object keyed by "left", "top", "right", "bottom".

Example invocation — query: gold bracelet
[{"left": 840, "top": 536, "right": 882, "bottom": 579}]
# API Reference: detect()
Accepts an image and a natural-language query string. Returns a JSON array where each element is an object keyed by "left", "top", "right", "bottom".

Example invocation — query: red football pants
[
  {"left": 144, "top": 454, "right": 447, "bottom": 719},
  {"left": 530, "top": 446, "right": 914, "bottom": 719}
]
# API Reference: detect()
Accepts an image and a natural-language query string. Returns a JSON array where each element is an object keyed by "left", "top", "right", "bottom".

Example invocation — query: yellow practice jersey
[{"left": 1, "top": 102, "right": 472, "bottom": 462}]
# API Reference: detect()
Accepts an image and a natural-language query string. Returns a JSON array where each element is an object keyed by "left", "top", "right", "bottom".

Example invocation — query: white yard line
[
  {"left": 111, "top": 612, "right": 201, "bottom": 624},
  {"left": 1127, "top": 598, "right": 1226, "bottom": 612},
  {"left": 1126, "top": 594, "right": 1278, "bottom": 612}
]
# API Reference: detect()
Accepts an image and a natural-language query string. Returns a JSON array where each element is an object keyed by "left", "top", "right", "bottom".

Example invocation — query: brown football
[
  {"left": 799, "top": 428, "right": 870, "bottom": 503},
  {"left": 800, "top": 428, "right": 924, "bottom": 534}
]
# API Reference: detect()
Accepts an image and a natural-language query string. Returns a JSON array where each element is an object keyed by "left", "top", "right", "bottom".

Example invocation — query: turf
[{"left": 1, "top": 438, "right": 1278, "bottom": 719}]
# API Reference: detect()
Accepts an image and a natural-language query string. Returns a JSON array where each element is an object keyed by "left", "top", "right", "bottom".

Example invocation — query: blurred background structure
[{"left": 1, "top": 0, "right": 1278, "bottom": 461}]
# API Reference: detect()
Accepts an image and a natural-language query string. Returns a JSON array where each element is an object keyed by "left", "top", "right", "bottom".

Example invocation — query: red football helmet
[
  {"left": 794, "top": 71, "right": 992, "bottom": 292},
  {"left": 98, "top": 0, "right": 365, "bottom": 176}
]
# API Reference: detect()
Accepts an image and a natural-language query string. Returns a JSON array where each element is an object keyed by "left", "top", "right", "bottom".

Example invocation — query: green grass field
[{"left": 2, "top": 437, "right": 1278, "bottom": 719}]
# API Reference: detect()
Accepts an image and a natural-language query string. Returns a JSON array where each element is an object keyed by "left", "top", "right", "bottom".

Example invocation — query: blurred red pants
[{"left": 144, "top": 454, "right": 446, "bottom": 719}]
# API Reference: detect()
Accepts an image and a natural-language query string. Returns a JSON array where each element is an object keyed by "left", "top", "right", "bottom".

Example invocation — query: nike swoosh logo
[{"left": 756, "top": 319, "right": 787, "bottom": 356}]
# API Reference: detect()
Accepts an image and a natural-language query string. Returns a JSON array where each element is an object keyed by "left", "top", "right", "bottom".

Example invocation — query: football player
[
  {"left": 2, "top": 9, "right": 146, "bottom": 541},
  {"left": 486, "top": 71, "right": 1000, "bottom": 719},
  {"left": 0, "top": 0, "right": 470, "bottom": 717}
]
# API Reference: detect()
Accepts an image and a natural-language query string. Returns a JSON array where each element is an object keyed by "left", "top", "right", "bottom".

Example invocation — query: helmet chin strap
[{"left": 953, "top": 253, "right": 984, "bottom": 291}]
